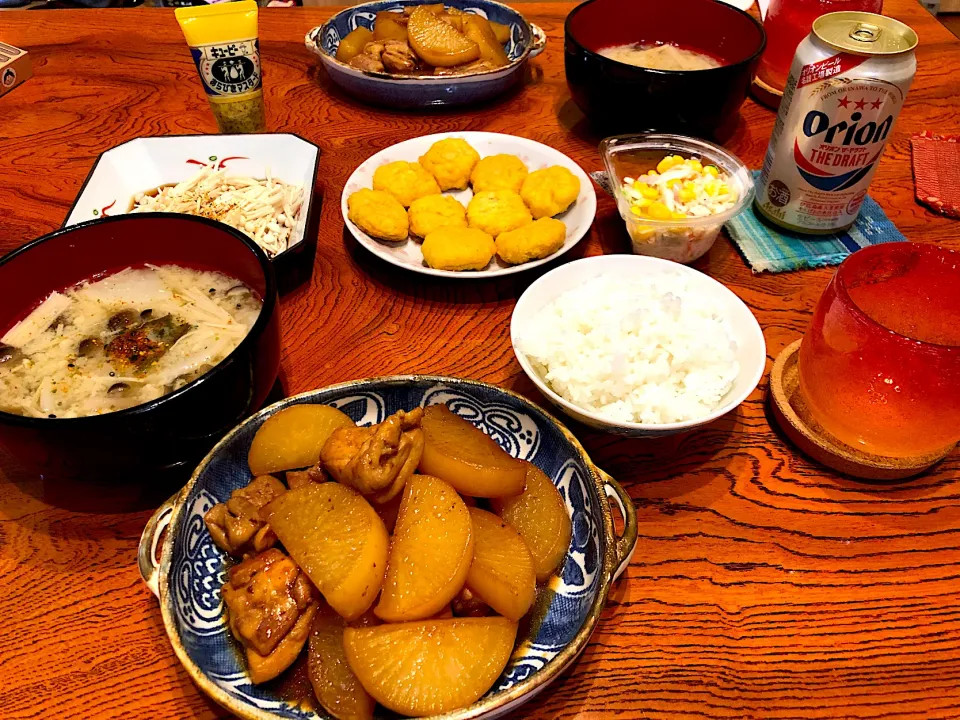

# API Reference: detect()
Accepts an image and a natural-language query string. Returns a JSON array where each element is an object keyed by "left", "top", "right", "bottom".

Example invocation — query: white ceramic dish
[
  {"left": 510, "top": 254, "right": 766, "bottom": 438},
  {"left": 341, "top": 131, "right": 597, "bottom": 278},
  {"left": 64, "top": 134, "right": 321, "bottom": 279}
]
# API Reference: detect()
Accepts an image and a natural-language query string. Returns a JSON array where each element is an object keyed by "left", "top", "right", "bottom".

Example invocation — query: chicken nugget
[
  {"left": 467, "top": 190, "right": 532, "bottom": 237},
  {"left": 495, "top": 217, "right": 567, "bottom": 265},
  {"left": 347, "top": 188, "right": 409, "bottom": 242},
  {"left": 408, "top": 194, "right": 468, "bottom": 238},
  {"left": 422, "top": 227, "right": 496, "bottom": 271},
  {"left": 419, "top": 138, "right": 481, "bottom": 191},
  {"left": 372, "top": 160, "right": 441, "bottom": 207},
  {"left": 470, "top": 154, "right": 529, "bottom": 193},
  {"left": 520, "top": 165, "right": 581, "bottom": 219}
]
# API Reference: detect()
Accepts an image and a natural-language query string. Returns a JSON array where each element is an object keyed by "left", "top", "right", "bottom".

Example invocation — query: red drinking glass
[
  {"left": 798, "top": 243, "right": 960, "bottom": 458},
  {"left": 757, "top": 0, "right": 883, "bottom": 94}
]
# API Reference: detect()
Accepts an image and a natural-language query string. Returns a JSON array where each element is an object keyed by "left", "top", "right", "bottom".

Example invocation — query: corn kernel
[
  {"left": 717, "top": 183, "right": 730, "bottom": 195},
  {"left": 634, "top": 197, "right": 651, "bottom": 208},
  {"left": 656, "top": 155, "right": 682, "bottom": 173},
  {"left": 666, "top": 178, "right": 681, "bottom": 189},
  {"left": 647, "top": 170, "right": 659, "bottom": 177},
  {"left": 704, "top": 165, "right": 720, "bottom": 177},
  {"left": 678, "top": 188, "right": 697, "bottom": 203},
  {"left": 631, "top": 206, "right": 643, "bottom": 216},
  {"left": 632, "top": 226, "right": 656, "bottom": 242},
  {"left": 688, "top": 159, "right": 703, "bottom": 173},
  {"left": 671, "top": 211, "right": 687, "bottom": 220},
  {"left": 647, "top": 201, "right": 672, "bottom": 220},
  {"left": 640, "top": 185, "right": 659, "bottom": 200},
  {"left": 682, "top": 180, "right": 696, "bottom": 191},
  {"left": 705, "top": 180, "right": 718, "bottom": 196}
]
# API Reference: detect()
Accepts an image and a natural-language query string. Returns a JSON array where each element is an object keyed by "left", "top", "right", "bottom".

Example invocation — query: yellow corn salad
[{"left": 621, "top": 155, "right": 738, "bottom": 220}]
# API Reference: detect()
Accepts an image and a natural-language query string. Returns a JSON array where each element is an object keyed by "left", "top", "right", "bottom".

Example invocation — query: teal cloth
[{"left": 726, "top": 172, "right": 907, "bottom": 273}]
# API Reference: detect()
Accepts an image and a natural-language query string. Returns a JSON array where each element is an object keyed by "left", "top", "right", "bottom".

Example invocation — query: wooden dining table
[{"left": 2, "top": 1, "right": 959, "bottom": 717}]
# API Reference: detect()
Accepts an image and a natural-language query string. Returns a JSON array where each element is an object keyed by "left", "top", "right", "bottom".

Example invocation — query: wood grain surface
[{"left": 1, "top": 3, "right": 959, "bottom": 718}]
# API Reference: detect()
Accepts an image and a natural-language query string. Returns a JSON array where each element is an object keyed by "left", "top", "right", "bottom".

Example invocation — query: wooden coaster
[
  {"left": 750, "top": 75, "right": 783, "bottom": 110},
  {"left": 768, "top": 340, "right": 954, "bottom": 480}
]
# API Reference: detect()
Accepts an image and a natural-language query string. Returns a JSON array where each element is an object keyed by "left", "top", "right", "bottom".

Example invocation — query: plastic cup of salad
[{"left": 600, "top": 134, "right": 754, "bottom": 264}]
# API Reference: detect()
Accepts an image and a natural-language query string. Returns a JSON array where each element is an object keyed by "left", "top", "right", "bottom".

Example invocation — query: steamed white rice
[{"left": 518, "top": 275, "right": 740, "bottom": 425}]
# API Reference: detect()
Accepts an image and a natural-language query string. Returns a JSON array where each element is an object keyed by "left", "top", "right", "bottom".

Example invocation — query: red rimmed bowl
[
  {"left": 565, "top": 0, "right": 766, "bottom": 141},
  {"left": 0, "top": 213, "right": 280, "bottom": 483}
]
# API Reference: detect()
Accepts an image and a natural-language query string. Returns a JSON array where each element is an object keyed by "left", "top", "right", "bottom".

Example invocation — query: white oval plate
[{"left": 341, "top": 132, "right": 597, "bottom": 278}]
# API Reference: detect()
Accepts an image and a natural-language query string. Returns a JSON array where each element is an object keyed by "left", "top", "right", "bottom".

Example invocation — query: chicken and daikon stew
[
  {"left": 0, "top": 265, "right": 261, "bottom": 418},
  {"left": 205, "top": 402, "right": 573, "bottom": 718},
  {"left": 336, "top": 4, "right": 514, "bottom": 76}
]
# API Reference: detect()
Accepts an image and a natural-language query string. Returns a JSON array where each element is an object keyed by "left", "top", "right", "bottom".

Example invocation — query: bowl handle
[
  {"left": 528, "top": 24, "right": 547, "bottom": 59},
  {"left": 304, "top": 26, "right": 324, "bottom": 59},
  {"left": 137, "top": 491, "right": 182, "bottom": 599},
  {"left": 597, "top": 468, "right": 637, "bottom": 583}
]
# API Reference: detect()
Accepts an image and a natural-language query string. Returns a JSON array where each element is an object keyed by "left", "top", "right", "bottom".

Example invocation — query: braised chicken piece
[
  {"left": 286, "top": 463, "right": 329, "bottom": 490},
  {"left": 320, "top": 407, "right": 424, "bottom": 503},
  {"left": 222, "top": 548, "right": 320, "bottom": 683},
  {"left": 204, "top": 475, "right": 286, "bottom": 558},
  {"left": 222, "top": 548, "right": 315, "bottom": 656},
  {"left": 349, "top": 40, "right": 419, "bottom": 74},
  {"left": 452, "top": 586, "right": 492, "bottom": 617},
  {"left": 349, "top": 51, "right": 384, "bottom": 73},
  {"left": 246, "top": 604, "right": 318, "bottom": 685},
  {"left": 380, "top": 40, "right": 419, "bottom": 73}
]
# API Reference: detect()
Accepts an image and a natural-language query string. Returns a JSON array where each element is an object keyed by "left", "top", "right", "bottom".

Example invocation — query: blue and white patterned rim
[{"left": 154, "top": 376, "right": 626, "bottom": 720}]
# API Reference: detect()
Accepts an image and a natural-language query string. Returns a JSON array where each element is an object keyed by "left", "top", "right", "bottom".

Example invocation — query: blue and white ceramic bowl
[
  {"left": 304, "top": 0, "right": 547, "bottom": 108},
  {"left": 139, "top": 376, "right": 636, "bottom": 720}
]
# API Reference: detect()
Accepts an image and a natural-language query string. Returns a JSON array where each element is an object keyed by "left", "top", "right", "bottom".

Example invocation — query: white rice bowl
[{"left": 517, "top": 275, "right": 739, "bottom": 425}]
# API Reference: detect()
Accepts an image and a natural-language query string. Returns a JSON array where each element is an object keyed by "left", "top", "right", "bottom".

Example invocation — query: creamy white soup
[
  {"left": 599, "top": 43, "right": 721, "bottom": 71},
  {"left": 0, "top": 265, "right": 261, "bottom": 418}
]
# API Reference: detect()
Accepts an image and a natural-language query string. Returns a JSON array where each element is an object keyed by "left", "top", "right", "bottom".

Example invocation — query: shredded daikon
[
  {"left": 2, "top": 292, "right": 73, "bottom": 348},
  {"left": 131, "top": 163, "right": 303, "bottom": 257}
]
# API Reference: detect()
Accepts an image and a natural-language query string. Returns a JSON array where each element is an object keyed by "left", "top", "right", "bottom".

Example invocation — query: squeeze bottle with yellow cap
[{"left": 176, "top": 1, "right": 267, "bottom": 134}]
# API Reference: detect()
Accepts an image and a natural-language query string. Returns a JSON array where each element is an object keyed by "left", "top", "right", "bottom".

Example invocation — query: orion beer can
[{"left": 756, "top": 12, "right": 918, "bottom": 234}]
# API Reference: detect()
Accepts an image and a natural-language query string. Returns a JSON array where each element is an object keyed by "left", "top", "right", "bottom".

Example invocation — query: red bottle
[{"left": 757, "top": 0, "right": 883, "bottom": 95}]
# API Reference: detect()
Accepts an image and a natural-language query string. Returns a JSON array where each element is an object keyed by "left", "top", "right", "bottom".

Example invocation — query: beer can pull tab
[
  {"left": 850, "top": 23, "right": 882, "bottom": 43},
  {"left": 813, "top": 12, "right": 917, "bottom": 55}
]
